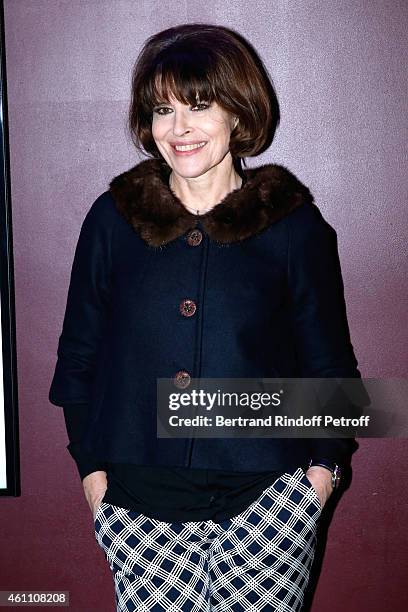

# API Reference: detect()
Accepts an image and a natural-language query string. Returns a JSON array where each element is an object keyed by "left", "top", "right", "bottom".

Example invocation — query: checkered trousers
[{"left": 94, "top": 466, "right": 322, "bottom": 611}]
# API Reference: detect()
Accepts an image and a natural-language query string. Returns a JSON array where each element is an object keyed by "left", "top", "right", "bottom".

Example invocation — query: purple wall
[{"left": 1, "top": 1, "right": 407, "bottom": 610}]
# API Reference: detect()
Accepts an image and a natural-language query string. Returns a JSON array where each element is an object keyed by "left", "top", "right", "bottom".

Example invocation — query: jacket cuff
[
  {"left": 63, "top": 404, "right": 108, "bottom": 480},
  {"left": 308, "top": 438, "right": 356, "bottom": 467},
  {"left": 66, "top": 441, "right": 108, "bottom": 481}
]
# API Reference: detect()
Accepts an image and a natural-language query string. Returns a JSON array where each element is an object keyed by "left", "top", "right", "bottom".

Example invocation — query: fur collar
[{"left": 109, "top": 158, "right": 314, "bottom": 248}]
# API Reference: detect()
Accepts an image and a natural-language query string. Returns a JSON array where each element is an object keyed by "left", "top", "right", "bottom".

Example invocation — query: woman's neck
[{"left": 168, "top": 158, "right": 243, "bottom": 216}]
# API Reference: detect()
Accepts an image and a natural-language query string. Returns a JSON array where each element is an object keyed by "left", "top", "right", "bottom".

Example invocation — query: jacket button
[
  {"left": 187, "top": 229, "right": 202, "bottom": 246},
  {"left": 174, "top": 370, "right": 191, "bottom": 389},
  {"left": 179, "top": 299, "right": 197, "bottom": 317}
]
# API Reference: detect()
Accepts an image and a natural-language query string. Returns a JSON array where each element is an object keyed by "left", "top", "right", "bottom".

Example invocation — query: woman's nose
[{"left": 172, "top": 110, "right": 192, "bottom": 135}]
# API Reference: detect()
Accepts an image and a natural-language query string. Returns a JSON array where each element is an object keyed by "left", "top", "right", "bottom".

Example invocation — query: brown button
[
  {"left": 187, "top": 229, "right": 203, "bottom": 246},
  {"left": 174, "top": 370, "right": 191, "bottom": 389},
  {"left": 179, "top": 299, "right": 197, "bottom": 317}
]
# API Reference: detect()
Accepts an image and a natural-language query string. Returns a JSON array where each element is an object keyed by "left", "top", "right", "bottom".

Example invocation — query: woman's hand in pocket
[
  {"left": 305, "top": 466, "right": 333, "bottom": 510},
  {"left": 82, "top": 470, "right": 108, "bottom": 519}
]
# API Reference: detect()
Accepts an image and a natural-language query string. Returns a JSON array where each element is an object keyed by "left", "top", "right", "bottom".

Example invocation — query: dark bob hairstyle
[{"left": 128, "top": 23, "right": 280, "bottom": 171}]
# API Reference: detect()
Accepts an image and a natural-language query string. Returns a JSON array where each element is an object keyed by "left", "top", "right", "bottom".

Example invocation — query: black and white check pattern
[{"left": 94, "top": 466, "right": 321, "bottom": 611}]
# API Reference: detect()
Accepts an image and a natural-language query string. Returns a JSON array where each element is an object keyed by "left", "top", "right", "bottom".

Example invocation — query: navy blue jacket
[{"left": 48, "top": 158, "right": 360, "bottom": 472}]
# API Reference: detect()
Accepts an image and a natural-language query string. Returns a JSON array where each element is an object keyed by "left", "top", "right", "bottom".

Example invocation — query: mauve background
[{"left": 1, "top": 0, "right": 407, "bottom": 610}]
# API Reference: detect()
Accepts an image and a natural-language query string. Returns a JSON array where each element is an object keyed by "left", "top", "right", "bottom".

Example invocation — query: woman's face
[{"left": 151, "top": 92, "right": 237, "bottom": 178}]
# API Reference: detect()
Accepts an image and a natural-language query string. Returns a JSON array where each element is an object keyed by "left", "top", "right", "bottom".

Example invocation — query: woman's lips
[{"left": 170, "top": 142, "right": 208, "bottom": 156}]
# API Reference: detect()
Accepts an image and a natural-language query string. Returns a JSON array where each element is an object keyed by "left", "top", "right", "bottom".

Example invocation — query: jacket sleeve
[
  {"left": 63, "top": 404, "right": 108, "bottom": 481},
  {"left": 286, "top": 202, "right": 361, "bottom": 466},
  {"left": 48, "top": 193, "right": 113, "bottom": 408}
]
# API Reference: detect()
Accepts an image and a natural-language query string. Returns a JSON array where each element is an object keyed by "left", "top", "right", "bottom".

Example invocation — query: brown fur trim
[{"left": 109, "top": 158, "right": 314, "bottom": 247}]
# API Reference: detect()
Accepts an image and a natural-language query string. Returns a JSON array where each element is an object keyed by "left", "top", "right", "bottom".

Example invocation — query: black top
[{"left": 63, "top": 405, "right": 295, "bottom": 523}]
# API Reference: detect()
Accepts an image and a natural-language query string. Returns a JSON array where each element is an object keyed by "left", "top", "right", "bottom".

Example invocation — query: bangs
[{"left": 146, "top": 49, "right": 217, "bottom": 108}]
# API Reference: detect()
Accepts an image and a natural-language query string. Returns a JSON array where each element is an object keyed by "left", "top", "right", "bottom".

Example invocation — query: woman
[{"left": 49, "top": 23, "right": 360, "bottom": 611}]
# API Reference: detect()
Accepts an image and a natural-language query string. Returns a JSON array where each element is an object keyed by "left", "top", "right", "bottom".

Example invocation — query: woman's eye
[
  {"left": 153, "top": 103, "right": 210, "bottom": 115},
  {"left": 192, "top": 103, "right": 210, "bottom": 111},
  {"left": 153, "top": 107, "right": 172, "bottom": 115}
]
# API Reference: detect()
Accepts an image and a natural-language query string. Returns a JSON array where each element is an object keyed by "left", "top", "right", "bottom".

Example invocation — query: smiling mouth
[{"left": 171, "top": 142, "right": 207, "bottom": 152}]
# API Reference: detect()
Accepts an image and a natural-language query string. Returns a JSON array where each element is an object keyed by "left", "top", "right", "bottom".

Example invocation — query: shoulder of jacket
[
  {"left": 284, "top": 198, "right": 337, "bottom": 254},
  {"left": 82, "top": 190, "right": 124, "bottom": 233}
]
